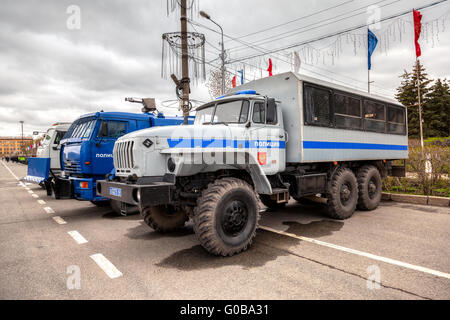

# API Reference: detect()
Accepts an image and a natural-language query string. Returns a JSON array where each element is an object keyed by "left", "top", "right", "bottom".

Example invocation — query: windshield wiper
[{"left": 212, "top": 122, "right": 229, "bottom": 126}]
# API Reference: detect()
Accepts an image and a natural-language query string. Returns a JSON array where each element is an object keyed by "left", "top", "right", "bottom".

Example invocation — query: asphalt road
[{"left": 0, "top": 160, "right": 449, "bottom": 300}]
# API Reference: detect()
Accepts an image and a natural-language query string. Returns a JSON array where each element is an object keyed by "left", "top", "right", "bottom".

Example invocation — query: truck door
[
  {"left": 247, "top": 99, "right": 286, "bottom": 175},
  {"left": 92, "top": 120, "right": 130, "bottom": 175},
  {"left": 49, "top": 130, "right": 65, "bottom": 169}
]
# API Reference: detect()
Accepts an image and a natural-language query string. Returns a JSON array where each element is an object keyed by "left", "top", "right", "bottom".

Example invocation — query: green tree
[
  {"left": 424, "top": 79, "right": 450, "bottom": 138},
  {"left": 396, "top": 60, "right": 432, "bottom": 138}
]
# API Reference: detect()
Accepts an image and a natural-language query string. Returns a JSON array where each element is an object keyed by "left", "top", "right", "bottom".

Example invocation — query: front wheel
[
  {"left": 142, "top": 205, "right": 188, "bottom": 232},
  {"left": 193, "top": 178, "right": 260, "bottom": 257}
]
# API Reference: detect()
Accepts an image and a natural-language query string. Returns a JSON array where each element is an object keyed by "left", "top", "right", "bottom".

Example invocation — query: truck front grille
[
  {"left": 64, "top": 160, "right": 81, "bottom": 174},
  {"left": 114, "top": 140, "right": 134, "bottom": 174}
]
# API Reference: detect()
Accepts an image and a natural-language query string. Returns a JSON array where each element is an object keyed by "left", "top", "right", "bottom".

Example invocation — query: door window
[
  {"left": 252, "top": 102, "right": 266, "bottom": 124},
  {"left": 98, "top": 120, "right": 127, "bottom": 138}
]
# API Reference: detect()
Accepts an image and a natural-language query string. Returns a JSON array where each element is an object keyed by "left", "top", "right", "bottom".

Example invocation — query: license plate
[{"left": 109, "top": 187, "right": 122, "bottom": 197}]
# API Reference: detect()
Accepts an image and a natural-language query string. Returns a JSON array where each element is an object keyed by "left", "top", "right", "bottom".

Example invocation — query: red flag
[
  {"left": 413, "top": 9, "right": 422, "bottom": 58},
  {"left": 232, "top": 76, "right": 236, "bottom": 88},
  {"left": 267, "top": 58, "right": 273, "bottom": 77}
]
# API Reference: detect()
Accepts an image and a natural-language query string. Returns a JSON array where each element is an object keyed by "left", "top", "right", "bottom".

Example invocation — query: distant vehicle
[
  {"left": 22, "top": 123, "right": 72, "bottom": 186},
  {"left": 97, "top": 72, "right": 408, "bottom": 256}
]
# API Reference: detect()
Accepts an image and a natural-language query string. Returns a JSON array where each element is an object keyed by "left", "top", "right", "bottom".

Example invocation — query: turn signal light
[
  {"left": 85, "top": 161, "right": 91, "bottom": 165},
  {"left": 80, "top": 182, "right": 89, "bottom": 189}
]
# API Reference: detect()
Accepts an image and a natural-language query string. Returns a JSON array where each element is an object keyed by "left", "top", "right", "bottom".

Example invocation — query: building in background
[{"left": 0, "top": 137, "right": 33, "bottom": 156}]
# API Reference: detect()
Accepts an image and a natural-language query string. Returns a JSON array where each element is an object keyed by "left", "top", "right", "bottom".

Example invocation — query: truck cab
[
  {"left": 98, "top": 72, "right": 408, "bottom": 256},
  {"left": 37, "top": 123, "right": 72, "bottom": 169}
]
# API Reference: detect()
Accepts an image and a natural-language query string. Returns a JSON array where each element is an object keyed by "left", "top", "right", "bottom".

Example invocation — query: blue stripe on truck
[
  {"left": 167, "top": 139, "right": 286, "bottom": 149},
  {"left": 303, "top": 141, "right": 408, "bottom": 151}
]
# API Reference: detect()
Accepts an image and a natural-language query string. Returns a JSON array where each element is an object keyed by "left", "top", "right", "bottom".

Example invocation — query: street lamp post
[
  {"left": 19, "top": 121, "right": 24, "bottom": 155},
  {"left": 200, "top": 10, "right": 226, "bottom": 95}
]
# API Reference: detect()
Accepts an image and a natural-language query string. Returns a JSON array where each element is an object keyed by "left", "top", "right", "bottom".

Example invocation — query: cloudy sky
[{"left": 1, "top": 0, "right": 449, "bottom": 137}]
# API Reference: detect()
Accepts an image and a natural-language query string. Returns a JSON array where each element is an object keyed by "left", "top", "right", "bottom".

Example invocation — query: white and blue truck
[
  {"left": 97, "top": 72, "right": 408, "bottom": 255},
  {"left": 22, "top": 122, "right": 72, "bottom": 186}
]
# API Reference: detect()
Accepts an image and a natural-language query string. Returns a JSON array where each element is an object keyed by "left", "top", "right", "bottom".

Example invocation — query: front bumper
[{"left": 96, "top": 178, "right": 175, "bottom": 207}]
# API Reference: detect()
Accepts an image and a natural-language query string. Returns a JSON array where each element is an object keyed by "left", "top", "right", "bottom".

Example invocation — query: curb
[{"left": 382, "top": 192, "right": 449, "bottom": 207}]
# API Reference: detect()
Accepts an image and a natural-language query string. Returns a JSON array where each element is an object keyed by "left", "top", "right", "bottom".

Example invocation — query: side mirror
[
  {"left": 100, "top": 121, "right": 108, "bottom": 137},
  {"left": 266, "top": 98, "right": 277, "bottom": 124}
]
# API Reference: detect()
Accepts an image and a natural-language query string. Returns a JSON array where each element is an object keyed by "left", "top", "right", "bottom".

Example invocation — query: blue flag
[
  {"left": 368, "top": 29, "right": 378, "bottom": 70},
  {"left": 238, "top": 69, "right": 244, "bottom": 85}
]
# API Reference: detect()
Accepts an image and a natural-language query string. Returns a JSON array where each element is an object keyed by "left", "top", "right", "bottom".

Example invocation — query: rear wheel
[
  {"left": 193, "top": 178, "right": 260, "bottom": 257},
  {"left": 142, "top": 205, "right": 188, "bottom": 232},
  {"left": 326, "top": 167, "right": 358, "bottom": 220},
  {"left": 357, "top": 166, "right": 382, "bottom": 211}
]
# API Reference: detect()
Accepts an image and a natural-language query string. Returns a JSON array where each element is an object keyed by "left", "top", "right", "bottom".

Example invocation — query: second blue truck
[{"left": 45, "top": 109, "right": 191, "bottom": 214}]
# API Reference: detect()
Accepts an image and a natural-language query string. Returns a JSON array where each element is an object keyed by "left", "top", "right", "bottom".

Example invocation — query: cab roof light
[
  {"left": 235, "top": 90, "right": 257, "bottom": 95},
  {"left": 216, "top": 90, "right": 259, "bottom": 100}
]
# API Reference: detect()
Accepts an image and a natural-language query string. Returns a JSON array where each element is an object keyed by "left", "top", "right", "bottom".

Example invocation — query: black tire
[
  {"left": 357, "top": 166, "right": 382, "bottom": 211},
  {"left": 109, "top": 199, "right": 139, "bottom": 216},
  {"left": 91, "top": 200, "right": 111, "bottom": 207},
  {"left": 50, "top": 180, "right": 60, "bottom": 199},
  {"left": 193, "top": 178, "right": 260, "bottom": 257},
  {"left": 260, "top": 194, "right": 286, "bottom": 210},
  {"left": 142, "top": 205, "right": 188, "bottom": 232},
  {"left": 326, "top": 167, "right": 358, "bottom": 220}
]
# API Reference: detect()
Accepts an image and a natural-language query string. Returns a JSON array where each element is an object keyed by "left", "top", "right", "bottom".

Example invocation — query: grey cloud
[{"left": 1, "top": 0, "right": 449, "bottom": 136}]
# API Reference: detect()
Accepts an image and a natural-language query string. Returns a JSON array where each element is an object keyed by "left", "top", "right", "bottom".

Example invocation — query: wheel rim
[
  {"left": 368, "top": 178, "right": 378, "bottom": 199},
  {"left": 340, "top": 183, "right": 352, "bottom": 205},
  {"left": 221, "top": 200, "right": 249, "bottom": 237}
]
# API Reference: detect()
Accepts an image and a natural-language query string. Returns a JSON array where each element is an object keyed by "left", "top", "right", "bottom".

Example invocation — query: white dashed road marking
[
  {"left": 28, "top": 190, "right": 34, "bottom": 194},
  {"left": 90, "top": 254, "right": 123, "bottom": 279},
  {"left": 43, "top": 207, "right": 55, "bottom": 214},
  {"left": 68, "top": 231, "right": 88, "bottom": 244},
  {"left": 1, "top": 161, "right": 19, "bottom": 180},
  {"left": 32, "top": 194, "right": 39, "bottom": 198},
  {"left": 52, "top": 216, "right": 67, "bottom": 225},
  {"left": 260, "top": 226, "right": 450, "bottom": 280},
  {"left": 37, "top": 200, "right": 46, "bottom": 205}
]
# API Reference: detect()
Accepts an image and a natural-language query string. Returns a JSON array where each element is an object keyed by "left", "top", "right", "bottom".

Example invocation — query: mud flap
[{"left": 22, "top": 158, "right": 50, "bottom": 184}]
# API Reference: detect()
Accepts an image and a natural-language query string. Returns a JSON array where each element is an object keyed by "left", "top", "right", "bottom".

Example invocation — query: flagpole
[
  {"left": 368, "top": 69, "right": 371, "bottom": 94},
  {"left": 416, "top": 58, "right": 424, "bottom": 149}
]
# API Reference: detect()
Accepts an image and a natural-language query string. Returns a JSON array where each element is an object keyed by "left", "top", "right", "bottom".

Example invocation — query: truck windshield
[
  {"left": 195, "top": 100, "right": 249, "bottom": 125},
  {"left": 64, "top": 117, "right": 97, "bottom": 139}
]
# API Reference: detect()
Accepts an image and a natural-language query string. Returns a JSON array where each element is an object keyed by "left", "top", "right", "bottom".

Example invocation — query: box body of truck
[{"left": 233, "top": 72, "right": 408, "bottom": 164}]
